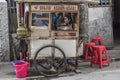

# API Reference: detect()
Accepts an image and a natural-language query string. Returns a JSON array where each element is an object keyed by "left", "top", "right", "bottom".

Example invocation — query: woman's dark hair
[
  {"left": 65, "top": 13, "right": 72, "bottom": 23},
  {"left": 65, "top": 13, "right": 74, "bottom": 29}
]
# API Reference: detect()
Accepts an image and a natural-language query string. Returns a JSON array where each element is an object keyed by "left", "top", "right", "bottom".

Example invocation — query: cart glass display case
[{"left": 29, "top": 4, "right": 79, "bottom": 38}]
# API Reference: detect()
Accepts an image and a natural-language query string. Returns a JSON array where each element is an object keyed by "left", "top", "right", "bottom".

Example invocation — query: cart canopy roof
[{"left": 15, "top": 0, "right": 99, "bottom": 4}]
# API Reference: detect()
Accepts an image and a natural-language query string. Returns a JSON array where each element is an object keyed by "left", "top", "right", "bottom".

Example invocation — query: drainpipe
[{"left": 19, "top": 2, "right": 24, "bottom": 25}]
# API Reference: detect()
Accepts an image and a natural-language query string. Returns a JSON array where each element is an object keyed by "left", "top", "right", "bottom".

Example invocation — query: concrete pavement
[
  {"left": 0, "top": 45, "right": 120, "bottom": 80},
  {"left": 0, "top": 60, "right": 120, "bottom": 80},
  {"left": 52, "top": 69, "right": 120, "bottom": 80}
]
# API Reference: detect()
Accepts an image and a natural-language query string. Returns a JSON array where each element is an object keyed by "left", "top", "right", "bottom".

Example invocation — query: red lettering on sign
[
  {"left": 54, "top": 6, "right": 65, "bottom": 11},
  {"left": 34, "top": 5, "right": 51, "bottom": 11},
  {"left": 66, "top": 6, "right": 76, "bottom": 11},
  {"left": 38, "top": 5, "right": 51, "bottom": 11},
  {"left": 34, "top": 6, "right": 38, "bottom": 9}
]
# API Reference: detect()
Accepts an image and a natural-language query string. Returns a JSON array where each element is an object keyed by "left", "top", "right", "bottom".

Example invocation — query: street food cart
[{"left": 15, "top": 0, "right": 99, "bottom": 77}]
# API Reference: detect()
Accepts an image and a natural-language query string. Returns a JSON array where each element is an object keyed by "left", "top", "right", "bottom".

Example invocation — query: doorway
[{"left": 113, "top": 0, "right": 120, "bottom": 49}]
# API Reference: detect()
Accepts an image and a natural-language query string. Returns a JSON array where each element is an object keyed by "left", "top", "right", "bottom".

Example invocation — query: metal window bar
[
  {"left": 7, "top": 0, "right": 17, "bottom": 33},
  {"left": 88, "top": 0, "right": 112, "bottom": 7},
  {"left": 99, "top": 0, "right": 110, "bottom": 6}
]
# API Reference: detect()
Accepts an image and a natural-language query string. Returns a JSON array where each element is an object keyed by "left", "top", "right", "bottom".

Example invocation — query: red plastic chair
[
  {"left": 84, "top": 42, "right": 95, "bottom": 61},
  {"left": 92, "top": 36, "right": 103, "bottom": 45},
  {"left": 90, "top": 45, "right": 110, "bottom": 69}
]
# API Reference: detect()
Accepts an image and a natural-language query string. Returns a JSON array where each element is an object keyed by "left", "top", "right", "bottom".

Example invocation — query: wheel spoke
[{"left": 34, "top": 45, "right": 66, "bottom": 77}]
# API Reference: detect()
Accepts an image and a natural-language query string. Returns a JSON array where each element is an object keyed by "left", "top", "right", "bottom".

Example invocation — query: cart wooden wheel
[{"left": 34, "top": 45, "right": 67, "bottom": 77}]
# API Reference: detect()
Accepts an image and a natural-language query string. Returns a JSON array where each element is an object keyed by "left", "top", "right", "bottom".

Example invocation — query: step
[{"left": 107, "top": 50, "right": 120, "bottom": 61}]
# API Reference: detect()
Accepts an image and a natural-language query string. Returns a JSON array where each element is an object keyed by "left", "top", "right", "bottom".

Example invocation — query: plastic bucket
[
  {"left": 14, "top": 62, "right": 28, "bottom": 78},
  {"left": 11, "top": 60, "right": 25, "bottom": 74}
]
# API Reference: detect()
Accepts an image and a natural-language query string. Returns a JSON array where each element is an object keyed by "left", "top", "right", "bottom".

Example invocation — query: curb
[{"left": 110, "top": 58, "right": 120, "bottom": 62}]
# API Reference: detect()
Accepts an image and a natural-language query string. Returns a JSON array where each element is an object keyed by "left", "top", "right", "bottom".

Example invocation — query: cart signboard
[{"left": 31, "top": 5, "right": 78, "bottom": 11}]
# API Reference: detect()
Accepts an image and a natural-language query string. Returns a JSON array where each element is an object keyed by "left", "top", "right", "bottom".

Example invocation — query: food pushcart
[{"left": 15, "top": 0, "right": 99, "bottom": 77}]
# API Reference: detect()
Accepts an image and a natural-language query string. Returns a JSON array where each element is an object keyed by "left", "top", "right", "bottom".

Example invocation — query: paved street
[
  {"left": 0, "top": 60, "right": 120, "bottom": 80},
  {"left": 52, "top": 69, "right": 120, "bottom": 80},
  {"left": 1, "top": 45, "right": 120, "bottom": 80}
]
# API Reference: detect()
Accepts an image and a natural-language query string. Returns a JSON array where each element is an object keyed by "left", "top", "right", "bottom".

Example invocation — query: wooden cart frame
[{"left": 15, "top": 0, "right": 99, "bottom": 77}]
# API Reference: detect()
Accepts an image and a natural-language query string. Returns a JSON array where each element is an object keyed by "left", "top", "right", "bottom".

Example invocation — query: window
[
  {"left": 99, "top": 0, "right": 111, "bottom": 5},
  {"left": 89, "top": 0, "right": 112, "bottom": 7},
  {"left": 31, "top": 12, "right": 49, "bottom": 29},
  {"left": 30, "top": 4, "right": 79, "bottom": 38},
  {"left": 52, "top": 12, "right": 77, "bottom": 31}
]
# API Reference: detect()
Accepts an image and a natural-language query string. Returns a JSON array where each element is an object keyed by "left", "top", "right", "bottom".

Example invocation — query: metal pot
[{"left": 17, "top": 25, "right": 28, "bottom": 38}]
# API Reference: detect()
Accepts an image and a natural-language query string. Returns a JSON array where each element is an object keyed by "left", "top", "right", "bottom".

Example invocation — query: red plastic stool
[
  {"left": 92, "top": 36, "right": 103, "bottom": 45},
  {"left": 90, "top": 46, "right": 99, "bottom": 67},
  {"left": 84, "top": 42, "right": 96, "bottom": 61},
  {"left": 90, "top": 45, "right": 110, "bottom": 68}
]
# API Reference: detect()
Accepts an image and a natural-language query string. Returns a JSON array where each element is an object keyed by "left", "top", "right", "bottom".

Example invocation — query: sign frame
[{"left": 30, "top": 4, "right": 78, "bottom": 12}]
